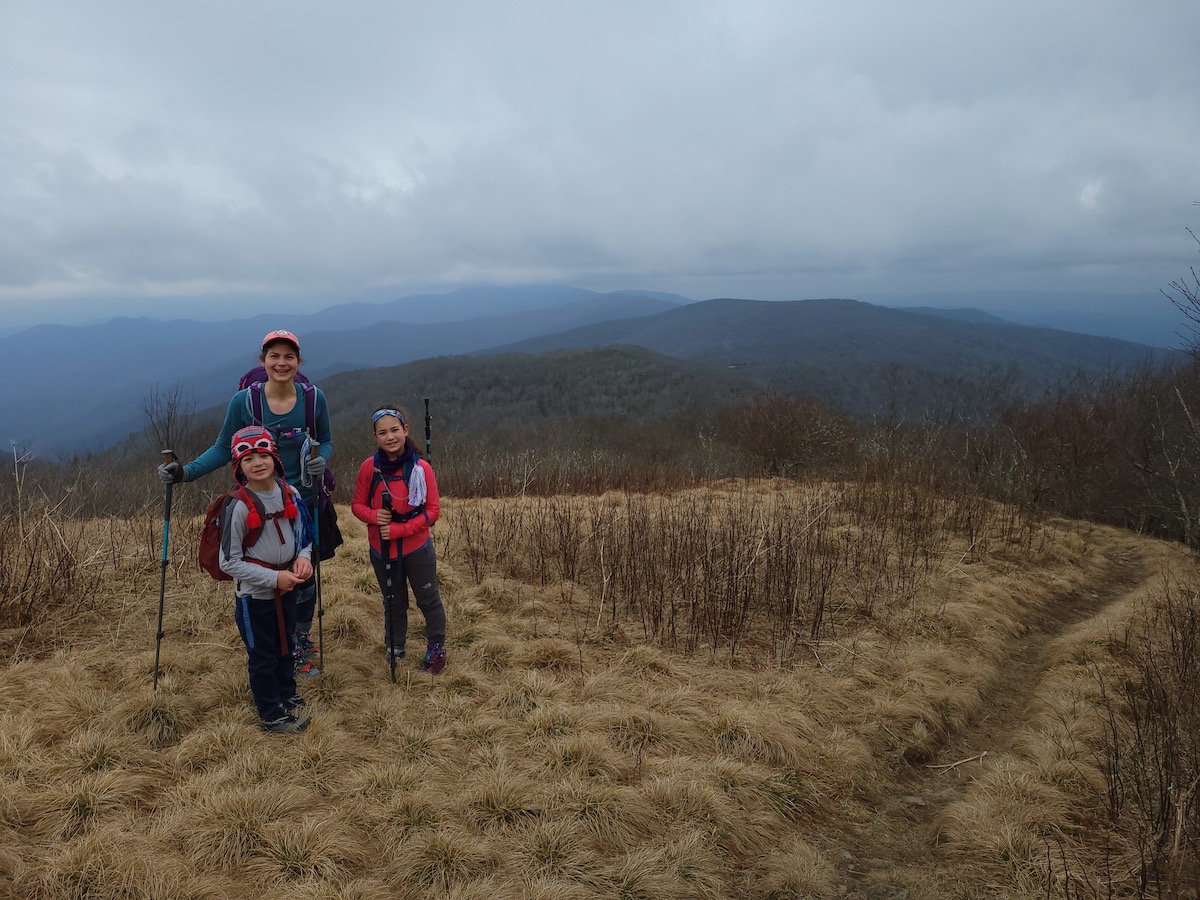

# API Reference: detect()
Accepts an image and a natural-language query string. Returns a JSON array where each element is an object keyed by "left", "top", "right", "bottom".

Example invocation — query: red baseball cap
[{"left": 261, "top": 329, "right": 300, "bottom": 353}]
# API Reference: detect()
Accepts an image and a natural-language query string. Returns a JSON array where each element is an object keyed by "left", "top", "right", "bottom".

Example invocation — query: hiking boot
[
  {"left": 390, "top": 647, "right": 406, "bottom": 662},
  {"left": 294, "top": 657, "right": 321, "bottom": 679},
  {"left": 420, "top": 642, "right": 447, "bottom": 675},
  {"left": 284, "top": 695, "right": 307, "bottom": 716},
  {"left": 262, "top": 711, "right": 311, "bottom": 734},
  {"left": 297, "top": 630, "right": 319, "bottom": 660}
]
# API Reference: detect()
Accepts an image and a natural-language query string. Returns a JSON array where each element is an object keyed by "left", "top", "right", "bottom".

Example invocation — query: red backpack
[{"left": 198, "top": 482, "right": 297, "bottom": 581}]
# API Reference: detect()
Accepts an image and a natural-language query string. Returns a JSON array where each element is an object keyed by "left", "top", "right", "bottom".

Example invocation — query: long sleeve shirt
[
  {"left": 185, "top": 384, "right": 333, "bottom": 488},
  {"left": 219, "top": 483, "right": 312, "bottom": 600}
]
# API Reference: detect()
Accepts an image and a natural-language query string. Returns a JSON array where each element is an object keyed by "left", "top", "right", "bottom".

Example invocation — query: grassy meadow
[{"left": 0, "top": 479, "right": 1196, "bottom": 898}]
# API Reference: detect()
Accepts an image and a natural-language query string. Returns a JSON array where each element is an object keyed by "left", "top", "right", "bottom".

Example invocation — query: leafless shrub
[
  {"left": 0, "top": 446, "right": 158, "bottom": 644},
  {"left": 142, "top": 382, "right": 196, "bottom": 459},
  {"left": 0, "top": 504, "right": 105, "bottom": 635},
  {"left": 719, "top": 394, "right": 859, "bottom": 478},
  {"left": 1165, "top": 225, "right": 1200, "bottom": 355},
  {"left": 446, "top": 480, "right": 1036, "bottom": 664},
  {"left": 1096, "top": 576, "right": 1200, "bottom": 896}
]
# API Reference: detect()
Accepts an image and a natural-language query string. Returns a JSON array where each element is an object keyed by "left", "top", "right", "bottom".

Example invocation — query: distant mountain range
[
  {"left": 874, "top": 289, "right": 1186, "bottom": 349},
  {"left": 0, "top": 287, "right": 682, "bottom": 454},
  {"left": 0, "top": 286, "right": 1181, "bottom": 456}
]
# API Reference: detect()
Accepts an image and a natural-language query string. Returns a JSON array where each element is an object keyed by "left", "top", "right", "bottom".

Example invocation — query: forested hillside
[{"left": 486, "top": 298, "right": 1176, "bottom": 420}]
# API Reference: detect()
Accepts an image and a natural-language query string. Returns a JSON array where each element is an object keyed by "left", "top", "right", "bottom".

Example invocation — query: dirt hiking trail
[{"left": 837, "top": 530, "right": 1152, "bottom": 899}]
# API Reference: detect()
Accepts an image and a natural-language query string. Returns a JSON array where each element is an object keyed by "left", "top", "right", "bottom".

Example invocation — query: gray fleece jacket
[{"left": 218, "top": 483, "right": 312, "bottom": 600}]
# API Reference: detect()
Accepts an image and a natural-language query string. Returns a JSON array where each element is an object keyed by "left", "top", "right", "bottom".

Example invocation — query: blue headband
[{"left": 372, "top": 408, "right": 405, "bottom": 425}]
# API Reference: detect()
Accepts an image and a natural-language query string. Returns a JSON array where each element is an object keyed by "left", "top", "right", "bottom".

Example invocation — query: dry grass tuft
[
  {"left": 540, "top": 732, "right": 627, "bottom": 781},
  {"left": 173, "top": 718, "right": 258, "bottom": 772},
  {"left": 119, "top": 690, "right": 201, "bottom": 748},
  {"left": 617, "top": 644, "right": 674, "bottom": 675},
  {"left": 16, "top": 822, "right": 210, "bottom": 900},
  {"left": 20, "top": 769, "right": 160, "bottom": 840},
  {"left": 511, "top": 818, "right": 600, "bottom": 885},
  {"left": 751, "top": 835, "right": 839, "bottom": 899},
  {"left": 517, "top": 637, "right": 583, "bottom": 671},
  {"left": 464, "top": 766, "right": 544, "bottom": 831},
  {"left": 546, "top": 777, "right": 651, "bottom": 853},
  {"left": 168, "top": 782, "right": 312, "bottom": 871},
  {"left": 387, "top": 826, "right": 501, "bottom": 892},
  {"left": 243, "top": 816, "right": 369, "bottom": 885}
]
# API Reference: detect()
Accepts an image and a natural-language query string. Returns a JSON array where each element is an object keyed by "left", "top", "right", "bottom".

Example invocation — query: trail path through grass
[{"left": 839, "top": 529, "right": 1149, "bottom": 895}]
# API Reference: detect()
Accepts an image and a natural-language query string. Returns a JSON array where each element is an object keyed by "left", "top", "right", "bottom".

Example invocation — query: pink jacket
[{"left": 351, "top": 455, "right": 440, "bottom": 559}]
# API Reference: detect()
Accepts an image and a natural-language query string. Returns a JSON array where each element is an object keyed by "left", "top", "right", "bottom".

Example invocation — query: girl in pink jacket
[{"left": 351, "top": 406, "right": 446, "bottom": 673}]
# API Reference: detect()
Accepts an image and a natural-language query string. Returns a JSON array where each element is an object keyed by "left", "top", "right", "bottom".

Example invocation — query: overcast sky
[{"left": 2, "top": 0, "right": 1198, "bottom": 330}]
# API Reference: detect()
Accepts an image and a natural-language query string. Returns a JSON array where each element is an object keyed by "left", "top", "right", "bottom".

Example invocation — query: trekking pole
[
  {"left": 381, "top": 478, "right": 397, "bottom": 683},
  {"left": 385, "top": 540, "right": 397, "bottom": 684},
  {"left": 153, "top": 449, "right": 174, "bottom": 691},
  {"left": 309, "top": 443, "right": 325, "bottom": 673},
  {"left": 424, "top": 398, "right": 431, "bottom": 463}
]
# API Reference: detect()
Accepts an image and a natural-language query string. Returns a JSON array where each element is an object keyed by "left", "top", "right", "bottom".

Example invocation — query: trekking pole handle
[
  {"left": 424, "top": 398, "right": 431, "bottom": 462},
  {"left": 160, "top": 450, "right": 175, "bottom": 521}
]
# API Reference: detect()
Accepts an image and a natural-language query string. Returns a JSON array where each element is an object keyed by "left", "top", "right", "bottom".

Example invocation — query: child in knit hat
[{"left": 220, "top": 425, "right": 314, "bottom": 733}]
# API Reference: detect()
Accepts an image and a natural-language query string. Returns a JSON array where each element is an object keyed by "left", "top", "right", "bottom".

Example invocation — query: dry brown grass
[{"left": 0, "top": 480, "right": 1189, "bottom": 898}]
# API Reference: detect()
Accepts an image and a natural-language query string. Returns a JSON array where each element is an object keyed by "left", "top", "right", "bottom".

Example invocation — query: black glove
[{"left": 157, "top": 461, "right": 185, "bottom": 484}]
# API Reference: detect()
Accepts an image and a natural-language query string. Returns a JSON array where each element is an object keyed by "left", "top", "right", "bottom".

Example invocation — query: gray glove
[
  {"left": 157, "top": 461, "right": 185, "bottom": 484},
  {"left": 305, "top": 454, "right": 327, "bottom": 478}
]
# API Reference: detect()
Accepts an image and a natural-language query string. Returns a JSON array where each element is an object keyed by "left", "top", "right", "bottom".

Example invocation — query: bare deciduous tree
[
  {"left": 1164, "top": 208, "right": 1200, "bottom": 355},
  {"left": 142, "top": 383, "right": 196, "bottom": 457}
]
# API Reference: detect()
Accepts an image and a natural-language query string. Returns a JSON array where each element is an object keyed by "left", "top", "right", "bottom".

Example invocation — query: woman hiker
[{"left": 158, "top": 329, "right": 334, "bottom": 678}]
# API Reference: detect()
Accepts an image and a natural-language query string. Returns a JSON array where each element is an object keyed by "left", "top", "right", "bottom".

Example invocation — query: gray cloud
[{"left": 2, "top": 0, "right": 1198, "bottom": 327}]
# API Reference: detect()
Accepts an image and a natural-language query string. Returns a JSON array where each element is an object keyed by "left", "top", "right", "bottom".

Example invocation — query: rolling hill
[{"left": 480, "top": 297, "right": 1176, "bottom": 419}]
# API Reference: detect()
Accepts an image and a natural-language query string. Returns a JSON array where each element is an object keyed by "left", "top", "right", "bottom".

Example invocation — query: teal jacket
[{"left": 185, "top": 384, "right": 333, "bottom": 489}]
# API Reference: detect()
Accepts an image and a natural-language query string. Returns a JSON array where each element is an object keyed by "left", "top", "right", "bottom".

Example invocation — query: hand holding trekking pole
[
  {"left": 376, "top": 474, "right": 394, "bottom": 541},
  {"left": 153, "top": 449, "right": 175, "bottom": 691},
  {"left": 376, "top": 506, "right": 393, "bottom": 541}
]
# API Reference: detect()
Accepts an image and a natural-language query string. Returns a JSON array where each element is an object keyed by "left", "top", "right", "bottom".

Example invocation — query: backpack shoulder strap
[
  {"left": 299, "top": 382, "right": 317, "bottom": 434},
  {"left": 371, "top": 458, "right": 417, "bottom": 495},
  {"left": 231, "top": 484, "right": 269, "bottom": 549},
  {"left": 246, "top": 381, "right": 317, "bottom": 439},
  {"left": 245, "top": 384, "right": 265, "bottom": 426}
]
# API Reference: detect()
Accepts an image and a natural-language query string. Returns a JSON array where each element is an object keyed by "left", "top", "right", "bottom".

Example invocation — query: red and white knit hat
[{"left": 230, "top": 425, "right": 297, "bottom": 522}]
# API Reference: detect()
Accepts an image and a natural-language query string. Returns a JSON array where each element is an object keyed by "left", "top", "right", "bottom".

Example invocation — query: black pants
[
  {"left": 294, "top": 577, "right": 316, "bottom": 635},
  {"left": 371, "top": 539, "right": 446, "bottom": 652},
  {"left": 235, "top": 591, "right": 298, "bottom": 721}
]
